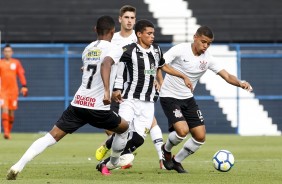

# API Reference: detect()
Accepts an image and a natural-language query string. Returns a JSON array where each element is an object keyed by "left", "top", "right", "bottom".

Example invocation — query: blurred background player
[
  {"left": 0, "top": 44, "right": 28, "bottom": 140},
  {"left": 95, "top": 5, "right": 165, "bottom": 169}
]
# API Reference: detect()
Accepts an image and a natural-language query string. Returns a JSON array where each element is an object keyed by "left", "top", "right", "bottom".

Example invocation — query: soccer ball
[{"left": 212, "top": 150, "right": 235, "bottom": 172}]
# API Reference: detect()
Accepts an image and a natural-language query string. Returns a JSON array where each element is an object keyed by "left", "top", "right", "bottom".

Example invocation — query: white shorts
[{"left": 119, "top": 99, "right": 154, "bottom": 139}]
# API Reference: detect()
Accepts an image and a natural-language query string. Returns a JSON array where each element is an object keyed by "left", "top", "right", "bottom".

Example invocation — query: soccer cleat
[
  {"left": 4, "top": 134, "right": 11, "bottom": 140},
  {"left": 6, "top": 168, "right": 19, "bottom": 180},
  {"left": 106, "top": 153, "right": 134, "bottom": 170},
  {"left": 95, "top": 145, "right": 109, "bottom": 161},
  {"left": 172, "top": 157, "right": 188, "bottom": 173},
  {"left": 96, "top": 163, "right": 111, "bottom": 176},
  {"left": 120, "top": 163, "right": 133, "bottom": 169},
  {"left": 159, "top": 159, "right": 166, "bottom": 170},
  {"left": 161, "top": 144, "right": 173, "bottom": 170}
]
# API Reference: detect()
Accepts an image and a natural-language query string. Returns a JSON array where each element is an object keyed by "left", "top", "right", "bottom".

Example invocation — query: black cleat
[
  {"left": 172, "top": 157, "right": 188, "bottom": 173},
  {"left": 96, "top": 162, "right": 111, "bottom": 176},
  {"left": 161, "top": 144, "right": 173, "bottom": 170}
]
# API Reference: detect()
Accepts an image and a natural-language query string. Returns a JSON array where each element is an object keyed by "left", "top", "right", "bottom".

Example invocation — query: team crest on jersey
[
  {"left": 154, "top": 53, "right": 160, "bottom": 62},
  {"left": 199, "top": 61, "right": 207, "bottom": 70},
  {"left": 86, "top": 48, "right": 101, "bottom": 61},
  {"left": 10, "top": 63, "right": 16, "bottom": 70},
  {"left": 173, "top": 109, "right": 183, "bottom": 118}
]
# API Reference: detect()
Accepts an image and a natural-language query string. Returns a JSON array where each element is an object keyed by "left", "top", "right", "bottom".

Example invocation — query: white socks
[
  {"left": 150, "top": 125, "right": 163, "bottom": 160},
  {"left": 165, "top": 131, "right": 186, "bottom": 152},
  {"left": 110, "top": 128, "right": 129, "bottom": 165},
  {"left": 174, "top": 137, "right": 204, "bottom": 163},
  {"left": 12, "top": 133, "right": 56, "bottom": 172}
]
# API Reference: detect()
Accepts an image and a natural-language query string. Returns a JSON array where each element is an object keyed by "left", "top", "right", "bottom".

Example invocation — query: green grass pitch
[{"left": 0, "top": 133, "right": 281, "bottom": 184}]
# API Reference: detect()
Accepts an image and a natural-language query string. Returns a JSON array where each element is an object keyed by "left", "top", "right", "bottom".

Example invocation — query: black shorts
[
  {"left": 55, "top": 105, "right": 121, "bottom": 133},
  {"left": 160, "top": 97, "right": 204, "bottom": 132},
  {"left": 110, "top": 100, "right": 120, "bottom": 114}
]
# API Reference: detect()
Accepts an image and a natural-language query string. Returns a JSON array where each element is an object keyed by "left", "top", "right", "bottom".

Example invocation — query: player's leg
[
  {"left": 96, "top": 115, "right": 130, "bottom": 175},
  {"left": 107, "top": 116, "right": 129, "bottom": 165},
  {"left": 2, "top": 107, "right": 10, "bottom": 139},
  {"left": 174, "top": 125, "right": 205, "bottom": 164},
  {"left": 7, "top": 97, "right": 18, "bottom": 138},
  {"left": 1, "top": 97, "right": 11, "bottom": 139},
  {"left": 159, "top": 97, "right": 189, "bottom": 171},
  {"left": 103, "top": 131, "right": 141, "bottom": 170},
  {"left": 97, "top": 100, "right": 153, "bottom": 172},
  {"left": 172, "top": 98, "right": 205, "bottom": 173},
  {"left": 149, "top": 117, "right": 165, "bottom": 169},
  {"left": 7, "top": 126, "right": 65, "bottom": 180},
  {"left": 95, "top": 100, "right": 119, "bottom": 161},
  {"left": 8, "top": 110, "right": 15, "bottom": 137},
  {"left": 6, "top": 105, "right": 79, "bottom": 180},
  {"left": 95, "top": 134, "right": 112, "bottom": 161}
]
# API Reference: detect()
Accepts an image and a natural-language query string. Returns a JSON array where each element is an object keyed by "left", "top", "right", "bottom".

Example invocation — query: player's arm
[
  {"left": 112, "top": 63, "right": 124, "bottom": 104},
  {"left": 156, "top": 68, "right": 163, "bottom": 87},
  {"left": 16, "top": 61, "right": 28, "bottom": 97},
  {"left": 101, "top": 56, "right": 115, "bottom": 105},
  {"left": 217, "top": 69, "right": 253, "bottom": 92},
  {"left": 160, "top": 64, "right": 193, "bottom": 92}
]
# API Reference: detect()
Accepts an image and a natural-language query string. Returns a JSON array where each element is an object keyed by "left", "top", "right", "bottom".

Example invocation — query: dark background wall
[
  {"left": 1, "top": 0, "right": 282, "bottom": 43},
  {"left": 185, "top": 0, "right": 282, "bottom": 43},
  {"left": 0, "top": 0, "right": 172, "bottom": 43}
]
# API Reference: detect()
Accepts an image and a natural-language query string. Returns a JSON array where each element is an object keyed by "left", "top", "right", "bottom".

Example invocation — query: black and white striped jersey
[{"left": 115, "top": 42, "right": 165, "bottom": 102}]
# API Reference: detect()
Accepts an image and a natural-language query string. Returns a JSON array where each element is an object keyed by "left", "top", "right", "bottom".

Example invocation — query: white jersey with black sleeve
[
  {"left": 160, "top": 43, "right": 224, "bottom": 99},
  {"left": 112, "top": 31, "right": 137, "bottom": 90},
  {"left": 71, "top": 40, "right": 123, "bottom": 110}
]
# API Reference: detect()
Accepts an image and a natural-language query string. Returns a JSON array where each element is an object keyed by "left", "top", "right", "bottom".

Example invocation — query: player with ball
[{"left": 160, "top": 25, "right": 252, "bottom": 173}]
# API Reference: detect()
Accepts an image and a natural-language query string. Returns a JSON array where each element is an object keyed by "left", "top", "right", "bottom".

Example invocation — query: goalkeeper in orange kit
[{"left": 0, "top": 44, "right": 28, "bottom": 139}]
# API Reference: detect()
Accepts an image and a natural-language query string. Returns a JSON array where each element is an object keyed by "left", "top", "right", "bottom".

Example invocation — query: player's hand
[
  {"left": 112, "top": 90, "right": 123, "bottom": 103},
  {"left": 80, "top": 66, "right": 84, "bottom": 72},
  {"left": 183, "top": 77, "right": 193, "bottom": 92},
  {"left": 21, "top": 87, "right": 28, "bottom": 97},
  {"left": 103, "top": 90, "right": 111, "bottom": 105},
  {"left": 240, "top": 80, "right": 253, "bottom": 92},
  {"left": 154, "top": 80, "right": 161, "bottom": 92}
]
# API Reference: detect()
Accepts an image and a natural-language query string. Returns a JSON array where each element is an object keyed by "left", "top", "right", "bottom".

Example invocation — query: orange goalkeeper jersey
[{"left": 0, "top": 58, "right": 27, "bottom": 97}]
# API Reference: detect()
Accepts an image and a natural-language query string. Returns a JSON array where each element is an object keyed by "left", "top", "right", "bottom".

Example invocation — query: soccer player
[
  {"left": 0, "top": 44, "right": 28, "bottom": 140},
  {"left": 95, "top": 5, "right": 166, "bottom": 169},
  {"left": 160, "top": 25, "right": 253, "bottom": 173},
  {"left": 6, "top": 15, "right": 130, "bottom": 180},
  {"left": 96, "top": 19, "right": 193, "bottom": 175}
]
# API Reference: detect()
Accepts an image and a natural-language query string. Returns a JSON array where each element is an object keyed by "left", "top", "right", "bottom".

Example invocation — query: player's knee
[
  {"left": 193, "top": 135, "right": 206, "bottom": 142},
  {"left": 176, "top": 129, "right": 189, "bottom": 138}
]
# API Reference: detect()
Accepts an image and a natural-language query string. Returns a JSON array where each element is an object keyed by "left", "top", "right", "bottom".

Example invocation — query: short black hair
[
  {"left": 3, "top": 44, "right": 12, "bottom": 51},
  {"left": 134, "top": 19, "right": 154, "bottom": 35},
  {"left": 96, "top": 15, "right": 115, "bottom": 36},
  {"left": 4, "top": 44, "right": 11, "bottom": 49},
  {"left": 196, "top": 26, "right": 214, "bottom": 39}
]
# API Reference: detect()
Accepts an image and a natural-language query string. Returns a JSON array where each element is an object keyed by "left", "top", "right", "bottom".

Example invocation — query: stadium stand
[
  {"left": 185, "top": 0, "right": 282, "bottom": 43},
  {"left": 0, "top": 0, "right": 172, "bottom": 43}
]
